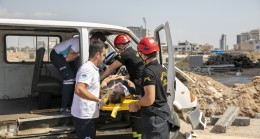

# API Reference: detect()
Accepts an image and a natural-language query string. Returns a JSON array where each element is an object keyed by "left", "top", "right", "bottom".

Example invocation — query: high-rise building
[
  {"left": 249, "top": 29, "right": 260, "bottom": 41},
  {"left": 237, "top": 35, "right": 241, "bottom": 44},
  {"left": 237, "top": 29, "right": 259, "bottom": 43},
  {"left": 220, "top": 34, "right": 227, "bottom": 50},
  {"left": 234, "top": 29, "right": 260, "bottom": 51}
]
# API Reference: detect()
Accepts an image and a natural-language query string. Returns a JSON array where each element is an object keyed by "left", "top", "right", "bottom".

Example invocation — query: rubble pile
[
  {"left": 242, "top": 51, "right": 260, "bottom": 63},
  {"left": 205, "top": 53, "right": 254, "bottom": 67},
  {"left": 232, "top": 76, "right": 260, "bottom": 117},
  {"left": 186, "top": 72, "right": 260, "bottom": 117}
]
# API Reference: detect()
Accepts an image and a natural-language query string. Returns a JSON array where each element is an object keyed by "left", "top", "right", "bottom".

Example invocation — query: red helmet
[
  {"left": 138, "top": 37, "right": 159, "bottom": 55},
  {"left": 114, "top": 34, "right": 131, "bottom": 48}
]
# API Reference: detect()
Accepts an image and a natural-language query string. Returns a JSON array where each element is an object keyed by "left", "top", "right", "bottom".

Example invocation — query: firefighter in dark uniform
[
  {"left": 129, "top": 37, "right": 170, "bottom": 139},
  {"left": 101, "top": 34, "right": 144, "bottom": 139}
]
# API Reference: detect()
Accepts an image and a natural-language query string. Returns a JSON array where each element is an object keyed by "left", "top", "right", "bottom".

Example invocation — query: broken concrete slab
[
  {"left": 255, "top": 113, "right": 260, "bottom": 119},
  {"left": 211, "top": 115, "right": 250, "bottom": 126},
  {"left": 213, "top": 106, "right": 240, "bottom": 133}
]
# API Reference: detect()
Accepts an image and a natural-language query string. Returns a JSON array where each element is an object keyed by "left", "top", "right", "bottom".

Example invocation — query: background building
[
  {"left": 173, "top": 41, "right": 199, "bottom": 54},
  {"left": 127, "top": 26, "right": 150, "bottom": 39},
  {"left": 220, "top": 34, "right": 227, "bottom": 50},
  {"left": 173, "top": 41, "right": 213, "bottom": 54},
  {"left": 234, "top": 29, "right": 260, "bottom": 51}
]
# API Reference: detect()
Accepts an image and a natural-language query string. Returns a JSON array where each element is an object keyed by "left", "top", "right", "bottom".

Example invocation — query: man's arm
[
  {"left": 129, "top": 85, "right": 155, "bottom": 112},
  {"left": 127, "top": 79, "right": 135, "bottom": 89},
  {"left": 135, "top": 85, "right": 155, "bottom": 106},
  {"left": 66, "top": 49, "right": 80, "bottom": 62},
  {"left": 101, "top": 75, "right": 123, "bottom": 86},
  {"left": 101, "top": 60, "right": 122, "bottom": 80},
  {"left": 74, "top": 82, "right": 100, "bottom": 102}
]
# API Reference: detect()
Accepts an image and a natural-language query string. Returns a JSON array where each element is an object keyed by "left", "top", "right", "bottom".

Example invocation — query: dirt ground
[{"left": 177, "top": 118, "right": 260, "bottom": 139}]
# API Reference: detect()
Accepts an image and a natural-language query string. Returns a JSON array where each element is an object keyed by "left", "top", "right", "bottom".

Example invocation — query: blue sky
[{"left": 0, "top": 0, "right": 259, "bottom": 49}]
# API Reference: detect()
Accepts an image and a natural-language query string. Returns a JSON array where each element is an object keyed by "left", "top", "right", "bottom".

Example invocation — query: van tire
[{"left": 38, "top": 93, "right": 51, "bottom": 109}]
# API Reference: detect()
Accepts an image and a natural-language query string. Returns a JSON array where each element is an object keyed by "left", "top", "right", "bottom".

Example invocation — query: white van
[{"left": 0, "top": 18, "right": 205, "bottom": 138}]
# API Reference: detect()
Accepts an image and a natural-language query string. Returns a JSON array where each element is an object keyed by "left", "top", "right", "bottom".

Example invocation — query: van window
[
  {"left": 157, "top": 29, "right": 168, "bottom": 65},
  {"left": 5, "top": 35, "right": 60, "bottom": 63}
]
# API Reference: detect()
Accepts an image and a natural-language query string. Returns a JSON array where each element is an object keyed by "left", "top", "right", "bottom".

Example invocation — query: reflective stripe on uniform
[
  {"left": 59, "top": 66, "right": 66, "bottom": 71},
  {"left": 63, "top": 79, "right": 75, "bottom": 84}
]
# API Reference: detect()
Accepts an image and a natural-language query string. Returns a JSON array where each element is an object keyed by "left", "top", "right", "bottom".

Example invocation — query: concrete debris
[
  {"left": 255, "top": 113, "right": 260, "bottom": 119},
  {"left": 213, "top": 106, "right": 240, "bottom": 133},
  {"left": 187, "top": 72, "right": 260, "bottom": 118},
  {"left": 211, "top": 115, "right": 250, "bottom": 126}
]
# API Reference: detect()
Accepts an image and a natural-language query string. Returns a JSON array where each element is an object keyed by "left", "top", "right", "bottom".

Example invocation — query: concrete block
[
  {"left": 255, "top": 113, "right": 260, "bottom": 119},
  {"left": 211, "top": 115, "right": 250, "bottom": 126},
  {"left": 213, "top": 106, "right": 240, "bottom": 133}
]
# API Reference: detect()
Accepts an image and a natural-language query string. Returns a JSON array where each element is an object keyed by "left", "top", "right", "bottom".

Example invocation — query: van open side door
[{"left": 154, "top": 22, "right": 206, "bottom": 132}]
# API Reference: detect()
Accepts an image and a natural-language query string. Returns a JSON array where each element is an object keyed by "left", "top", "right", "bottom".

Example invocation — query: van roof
[{"left": 0, "top": 18, "right": 130, "bottom": 32}]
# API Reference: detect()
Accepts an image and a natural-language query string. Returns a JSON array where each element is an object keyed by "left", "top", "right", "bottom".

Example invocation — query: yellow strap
[
  {"left": 111, "top": 103, "right": 121, "bottom": 118},
  {"left": 103, "top": 98, "right": 108, "bottom": 103},
  {"left": 132, "top": 132, "right": 138, "bottom": 138},
  {"left": 137, "top": 134, "right": 142, "bottom": 139}
]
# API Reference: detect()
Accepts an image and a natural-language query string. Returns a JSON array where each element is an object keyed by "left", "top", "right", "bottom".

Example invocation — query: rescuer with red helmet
[
  {"left": 101, "top": 34, "right": 144, "bottom": 138},
  {"left": 129, "top": 37, "right": 171, "bottom": 139},
  {"left": 101, "top": 34, "right": 144, "bottom": 92}
]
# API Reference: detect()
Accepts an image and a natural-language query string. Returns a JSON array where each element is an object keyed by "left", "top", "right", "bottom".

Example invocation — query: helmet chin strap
[
  {"left": 117, "top": 44, "right": 129, "bottom": 52},
  {"left": 140, "top": 54, "right": 154, "bottom": 64}
]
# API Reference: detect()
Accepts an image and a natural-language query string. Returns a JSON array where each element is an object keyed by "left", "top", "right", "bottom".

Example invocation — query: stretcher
[
  {"left": 101, "top": 95, "right": 138, "bottom": 118},
  {"left": 100, "top": 75, "right": 138, "bottom": 118}
]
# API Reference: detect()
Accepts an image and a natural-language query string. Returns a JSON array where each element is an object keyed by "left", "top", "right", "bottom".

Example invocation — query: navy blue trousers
[
  {"left": 141, "top": 114, "right": 169, "bottom": 139},
  {"left": 50, "top": 50, "right": 79, "bottom": 108},
  {"left": 72, "top": 116, "right": 97, "bottom": 139}
]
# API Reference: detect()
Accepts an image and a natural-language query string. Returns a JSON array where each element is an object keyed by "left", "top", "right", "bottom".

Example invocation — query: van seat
[{"left": 31, "top": 47, "right": 61, "bottom": 109}]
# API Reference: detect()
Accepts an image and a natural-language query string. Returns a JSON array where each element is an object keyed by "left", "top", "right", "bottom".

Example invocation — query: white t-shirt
[
  {"left": 54, "top": 37, "right": 79, "bottom": 57},
  {"left": 71, "top": 61, "right": 100, "bottom": 119}
]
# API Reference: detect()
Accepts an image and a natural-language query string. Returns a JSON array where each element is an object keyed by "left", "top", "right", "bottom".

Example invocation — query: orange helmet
[
  {"left": 138, "top": 37, "right": 159, "bottom": 55},
  {"left": 114, "top": 34, "right": 131, "bottom": 48}
]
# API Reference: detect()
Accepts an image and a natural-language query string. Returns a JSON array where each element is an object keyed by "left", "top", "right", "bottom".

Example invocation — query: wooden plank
[
  {"left": 18, "top": 115, "right": 70, "bottom": 123},
  {"left": 213, "top": 106, "right": 240, "bottom": 133},
  {"left": 211, "top": 115, "right": 250, "bottom": 126}
]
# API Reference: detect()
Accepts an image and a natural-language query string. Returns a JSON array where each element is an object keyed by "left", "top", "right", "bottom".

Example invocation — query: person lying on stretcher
[{"left": 100, "top": 75, "right": 138, "bottom": 104}]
